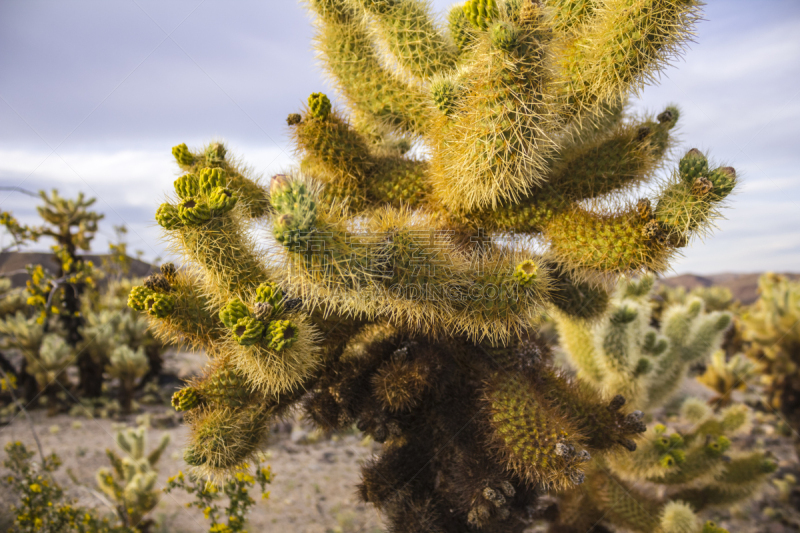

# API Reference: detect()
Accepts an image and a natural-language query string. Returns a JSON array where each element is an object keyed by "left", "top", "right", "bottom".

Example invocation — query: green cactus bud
[
  {"left": 145, "top": 293, "right": 175, "bottom": 318},
  {"left": 172, "top": 387, "right": 202, "bottom": 411},
  {"left": 265, "top": 320, "right": 299, "bottom": 352},
  {"left": 611, "top": 305, "right": 638, "bottom": 324},
  {"left": 431, "top": 78, "right": 460, "bottom": 116},
  {"left": 633, "top": 358, "right": 651, "bottom": 376},
  {"left": 172, "top": 143, "right": 196, "bottom": 167},
  {"left": 670, "top": 449, "right": 686, "bottom": 464},
  {"left": 706, "top": 435, "right": 731, "bottom": 456},
  {"left": 160, "top": 262, "right": 177, "bottom": 283},
  {"left": 660, "top": 454, "right": 677, "bottom": 468},
  {"left": 448, "top": 3, "right": 474, "bottom": 52},
  {"left": 219, "top": 299, "right": 250, "bottom": 329},
  {"left": 143, "top": 273, "right": 171, "bottom": 293},
  {"left": 198, "top": 167, "right": 227, "bottom": 192},
  {"left": 204, "top": 142, "right": 227, "bottom": 165},
  {"left": 174, "top": 173, "right": 200, "bottom": 199},
  {"left": 128, "top": 286, "right": 154, "bottom": 312},
  {"left": 512, "top": 260, "right": 538, "bottom": 287},
  {"left": 255, "top": 282, "right": 284, "bottom": 308},
  {"left": 679, "top": 149, "right": 709, "bottom": 183},
  {"left": 308, "top": 92, "right": 332, "bottom": 120},
  {"left": 204, "top": 368, "right": 252, "bottom": 407},
  {"left": 657, "top": 107, "right": 680, "bottom": 127},
  {"left": 490, "top": 21, "right": 520, "bottom": 52},
  {"left": 231, "top": 316, "right": 265, "bottom": 346},
  {"left": 463, "top": 0, "right": 498, "bottom": 29},
  {"left": 178, "top": 198, "right": 213, "bottom": 225},
  {"left": 208, "top": 187, "right": 237, "bottom": 213},
  {"left": 183, "top": 445, "right": 205, "bottom": 466},
  {"left": 708, "top": 166, "right": 736, "bottom": 200},
  {"left": 155, "top": 203, "right": 183, "bottom": 230},
  {"left": 702, "top": 521, "right": 728, "bottom": 533}
]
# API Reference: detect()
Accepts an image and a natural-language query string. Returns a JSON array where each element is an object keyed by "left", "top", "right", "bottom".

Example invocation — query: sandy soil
[{"left": 0, "top": 407, "right": 386, "bottom": 533}]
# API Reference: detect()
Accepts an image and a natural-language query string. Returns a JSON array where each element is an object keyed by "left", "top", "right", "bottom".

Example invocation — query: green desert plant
[
  {"left": 163, "top": 462, "right": 272, "bottom": 533},
  {"left": 105, "top": 345, "right": 150, "bottom": 414},
  {"left": 0, "top": 312, "right": 73, "bottom": 406},
  {"left": 3, "top": 441, "right": 127, "bottom": 533},
  {"left": 696, "top": 350, "right": 754, "bottom": 408},
  {"left": 130, "top": 0, "right": 740, "bottom": 530},
  {"left": 741, "top": 274, "right": 800, "bottom": 445},
  {"left": 551, "top": 276, "right": 773, "bottom": 533},
  {"left": 96, "top": 424, "right": 170, "bottom": 531}
]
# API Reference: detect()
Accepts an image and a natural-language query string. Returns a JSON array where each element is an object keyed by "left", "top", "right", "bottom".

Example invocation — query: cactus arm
[
  {"left": 553, "top": 310, "right": 605, "bottom": 385},
  {"left": 482, "top": 372, "right": 589, "bottom": 489},
  {"left": 559, "top": 0, "right": 702, "bottom": 114},
  {"left": 132, "top": 271, "right": 225, "bottom": 353},
  {"left": 146, "top": 433, "right": 171, "bottom": 466},
  {"left": 289, "top": 97, "right": 431, "bottom": 210},
  {"left": 586, "top": 471, "right": 662, "bottom": 532},
  {"left": 308, "top": 0, "right": 430, "bottom": 136},
  {"left": 355, "top": 0, "right": 458, "bottom": 78},
  {"left": 429, "top": 5, "right": 559, "bottom": 212},
  {"left": 545, "top": 110, "right": 676, "bottom": 202},
  {"left": 544, "top": 202, "right": 670, "bottom": 273},
  {"left": 670, "top": 453, "right": 777, "bottom": 511},
  {"left": 536, "top": 367, "right": 646, "bottom": 452}
]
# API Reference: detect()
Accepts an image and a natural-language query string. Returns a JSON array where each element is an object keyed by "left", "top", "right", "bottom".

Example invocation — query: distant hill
[
  {"left": 0, "top": 251, "right": 157, "bottom": 288},
  {"left": 658, "top": 272, "right": 800, "bottom": 304}
]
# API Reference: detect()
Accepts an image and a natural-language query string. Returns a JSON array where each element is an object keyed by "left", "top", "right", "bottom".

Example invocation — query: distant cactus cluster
[
  {"left": 551, "top": 276, "right": 774, "bottom": 533},
  {"left": 130, "top": 0, "right": 741, "bottom": 530},
  {"left": 741, "top": 274, "right": 800, "bottom": 449}
]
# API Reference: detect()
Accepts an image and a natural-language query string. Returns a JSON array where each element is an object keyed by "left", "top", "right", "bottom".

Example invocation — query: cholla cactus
[
  {"left": 130, "top": 0, "right": 741, "bottom": 530},
  {"left": 0, "top": 312, "right": 72, "bottom": 400},
  {"left": 0, "top": 277, "right": 26, "bottom": 318},
  {"left": 696, "top": 350, "right": 754, "bottom": 408},
  {"left": 80, "top": 278, "right": 166, "bottom": 412},
  {"left": 96, "top": 425, "right": 170, "bottom": 529},
  {"left": 551, "top": 277, "right": 773, "bottom": 533},
  {"left": 555, "top": 276, "right": 732, "bottom": 410},
  {"left": 105, "top": 345, "right": 149, "bottom": 413},
  {"left": 741, "top": 274, "right": 800, "bottom": 443}
]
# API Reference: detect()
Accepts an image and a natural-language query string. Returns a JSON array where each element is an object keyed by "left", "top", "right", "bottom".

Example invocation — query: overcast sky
[{"left": 1, "top": 0, "right": 798, "bottom": 275}]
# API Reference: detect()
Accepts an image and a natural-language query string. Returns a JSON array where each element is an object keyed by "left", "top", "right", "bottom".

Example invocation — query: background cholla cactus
[
  {"left": 130, "top": 0, "right": 741, "bottom": 530},
  {"left": 551, "top": 276, "right": 774, "bottom": 533},
  {"left": 96, "top": 424, "right": 170, "bottom": 531},
  {"left": 105, "top": 345, "right": 149, "bottom": 414},
  {"left": 0, "top": 312, "right": 72, "bottom": 407},
  {"left": 741, "top": 274, "right": 800, "bottom": 450},
  {"left": 0, "top": 277, "right": 26, "bottom": 318},
  {"left": 80, "top": 277, "right": 167, "bottom": 412}
]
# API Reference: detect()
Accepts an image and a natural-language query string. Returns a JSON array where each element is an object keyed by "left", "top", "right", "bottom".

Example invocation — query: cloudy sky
[{"left": 1, "top": 0, "right": 798, "bottom": 274}]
